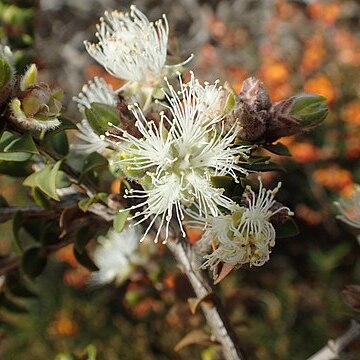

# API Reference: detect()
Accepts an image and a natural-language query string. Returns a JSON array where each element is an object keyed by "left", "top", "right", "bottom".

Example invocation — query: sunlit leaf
[
  {"left": 23, "top": 160, "right": 63, "bottom": 201},
  {"left": 78, "top": 193, "right": 108, "bottom": 212},
  {"left": 113, "top": 210, "right": 129, "bottom": 233}
]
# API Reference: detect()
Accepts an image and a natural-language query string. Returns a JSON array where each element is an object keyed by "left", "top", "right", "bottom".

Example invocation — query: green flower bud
[
  {"left": 109, "top": 148, "right": 145, "bottom": 180},
  {"left": 84, "top": 102, "right": 120, "bottom": 134},
  {"left": 20, "top": 63, "right": 38, "bottom": 91},
  {"left": 10, "top": 83, "right": 63, "bottom": 132},
  {"left": 289, "top": 94, "right": 328, "bottom": 127},
  {"left": 266, "top": 94, "right": 328, "bottom": 141},
  {"left": 0, "top": 45, "right": 15, "bottom": 106},
  {"left": 0, "top": 58, "right": 12, "bottom": 90}
]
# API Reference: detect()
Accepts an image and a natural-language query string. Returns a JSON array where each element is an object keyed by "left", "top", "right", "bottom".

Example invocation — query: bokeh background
[{"left": 1, "top": 0, "right": 360, "bottom": 359}]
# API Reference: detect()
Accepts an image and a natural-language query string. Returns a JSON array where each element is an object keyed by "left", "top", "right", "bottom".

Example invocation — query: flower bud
[
  {"left": 84, "top": 102, "right": 120, "bottom": 134},
  {"left": 10, "top": 83, "right": 63, "bottom": 131},
  {"left": 109, "top": 148, "right": 145, "bottom": 180},
  {"left": 224, "top": 77, "right": 271, "bottom": 142},
  {"left": 226, "top": 99, "right": 267, "bottom": 142},
  {"left": 0, "top": 45, "right": 15, "bottom": 106},
  {"left": 20, "top": 63, "right": 38, "bottom": 91},
  {"left": 266, "top": 94, "right": 328, "bottom": 141},
  {"left": 239, "top": 77, "right": 271, "bottom": 112}
]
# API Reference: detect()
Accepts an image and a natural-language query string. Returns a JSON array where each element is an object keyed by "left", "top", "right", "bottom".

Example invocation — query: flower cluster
[
  {"left": 72, "top": 5, "right": 305, "bottom": 279},
  {"left": 200, "top": 179, "right": 293, "bottom": 278},
  {"left": 108, "top": 73, "right": 250, "bottom": 243}
]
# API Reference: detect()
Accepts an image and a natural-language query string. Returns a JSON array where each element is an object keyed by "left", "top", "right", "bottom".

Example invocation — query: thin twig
[
  {"left": 166, "top": 238, "right": 247, "bottom": 360},
  {"left": 307, "top": 319, "right": 360, "bottom": 360},
  {"left": 0, "top": 194, "right": 83, "bottom": 222}
]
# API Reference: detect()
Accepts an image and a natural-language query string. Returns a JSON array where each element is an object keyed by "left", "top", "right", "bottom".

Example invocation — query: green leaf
[
  {"left": 79, "top": 152, "right": 108, "bottom": 183},
  {"left": 263, "top": 142, "right": 291, "bottom": 156},
  {"left": 6, "top": 272, "right": 37, "bottom": 298},
  {"left": 241, "top": 161, "right": 286, "bottom": 172},
  {"left": 0, "top": 152, "right": 32, "bottom": 161},
  {"left": 0, "top": 293, "right": 28, "bottom": 313},
  {"left": 12, "top": 211, "right": 24, "bottom": 254},
  {"left": 44, "top": 116, "right": 77, "bottom": 137},
  {"left": 78, "top": 193, "right": 108, "bottom": 212},
  {"left": 211, "top": 176, "right": 235, "bottom": 197},
  {"left": 275, "top": 218, "right": 300, "bottom": 239},
  {"left": 23, "top": 160, "right": 62, "bottom": 201},
  {"left": 43, "top": 131, "right": 69, "bottom": 156},
  {"left": 31, "top": 187, "right": 50, "bottom": 208},
  {"left": 0, "top": 159, "right": 32, "bottom": 177},
  {"left": 289, "top": 94, "right": 328, "bottom": 127},
  {"left": 211, "top": 176, "right": 234, "bottom": 189},
  {"left": 75, "top": 226, "right": 91, "bottom": 253},
  {"left": 113, "top": 210, "right": 129, "bottom": 233},
  {"left": 0, "top": 131, "right": 36, "bottom": 161},
  {"left": 248, "top": 155, "right": 272, "bottom": 165},
  {"left": 3, "top": 132, "right": 39, "bottom": 154},
  {"left": 84, "top": 102, "right": 120, "bottom": 134},
  {"left": 21, "top": 246, "right": 47, "bottom": 278},
  {"left": 74, "top": 247, "right": 98, "bottom": 272},
  {"left": 0, "top": 195, "right": 8, "bottom": 207}
]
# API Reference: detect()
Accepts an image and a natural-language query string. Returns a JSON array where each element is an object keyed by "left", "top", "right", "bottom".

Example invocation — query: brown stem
[
  {"left": 166, "top": 238, "right": 247, "bottom": 360},
  {"left": 307, "top": 319, "right": 360, "bottom": 360},
  {"left": 0, "top": 194, "right": 83, "bottom": 222}
]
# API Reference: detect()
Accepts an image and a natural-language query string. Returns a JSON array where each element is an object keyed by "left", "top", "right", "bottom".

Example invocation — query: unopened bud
[
  {"left": 109, "top": 149, "right": 145, "bottom": 180},
  {"left": 0, "top": 45, "right": 15, "bottom": 106},
  {"left": 239, "top": 77, "right": 271, "bottom": 112},
  {"left": 266, "top": 94, "right": 328, "bottom": 141},
  {"left": 226, "top": 99, "right": 267, "bottom": 142},
  {"left": 20, "top": 64, "right": 38, "bottom": 91},
  {"left": 224, "top": 77, "right": 271, "bottom": 142},
  {"left": 10, "top": 83, "right": 63, "bottom": 131},
  {"left": 84, "top": 102, "right": 120, "bottom": 134}
]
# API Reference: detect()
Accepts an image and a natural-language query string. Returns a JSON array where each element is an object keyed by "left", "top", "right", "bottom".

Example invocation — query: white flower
[
  {"left": 335, "top": 185, "right": 360, "bottom": 245},
  {"left": 200, "top": 179, "right": 293, "bottom": 278},
  {"left": 109, "top": 74, "right": 251, "bottom": 243},
  {"left": 92, "top": 227, "right": 144, "bottom": 285},
  {"left": 85, "top": 6, "right": 173, "bottom": 84},
  {"left": 72, "top": 77, "right": 117, "bottom": 153}
]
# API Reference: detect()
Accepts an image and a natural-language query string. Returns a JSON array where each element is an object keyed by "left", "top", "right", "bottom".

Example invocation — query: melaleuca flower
[
  {"left": 92, "top": 227, "right": 145, "bottom": 285},
  {"left": 85, "top": 5, "right": 189, "bottom": 87},
  {"left": 335, "top": 186, "right": 360, "bottom": 245},
  {"left": 73, "top": 77, "right": 118, "bottom": 153},
  {"left": 10, "top": 64, "right": 63, "bottom": 132},
  {"left": 108, "top": 74, "right": 251, "bottom": 243},
  {"left": 200, "top": 179, "right": 293, "bottom": 279}
]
